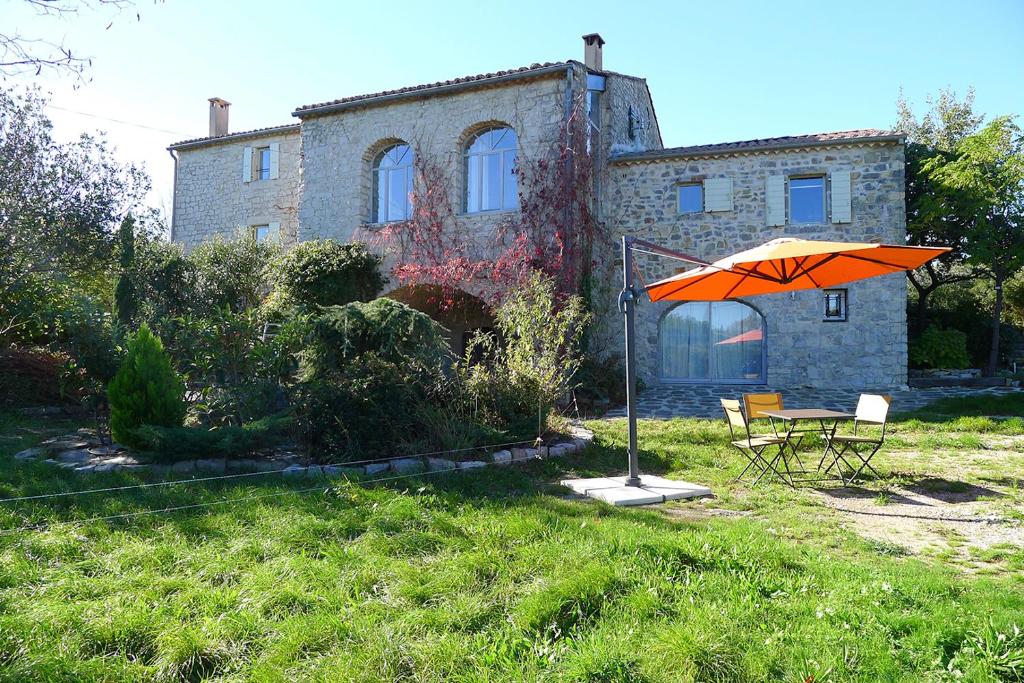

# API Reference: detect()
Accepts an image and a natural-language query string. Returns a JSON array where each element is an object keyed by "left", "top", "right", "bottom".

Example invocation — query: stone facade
[
  {"left": 168, "top": 47, "right": 909, "bottom": 390},
  {"left": 602, "top": 141, "right": 907, "bottom": 388},
  {"left": 171, "top": 126, "right": 300, "bottom": 249}
]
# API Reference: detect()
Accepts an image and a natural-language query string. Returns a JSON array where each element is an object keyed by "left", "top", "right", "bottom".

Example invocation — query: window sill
[{"left": 460, "top": 208, "right": 520, "bottom": 218}]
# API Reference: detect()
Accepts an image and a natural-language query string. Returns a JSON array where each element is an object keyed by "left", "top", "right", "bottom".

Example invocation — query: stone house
[{"left": 168, "top": 34, "right": 907, "bottom": 389}]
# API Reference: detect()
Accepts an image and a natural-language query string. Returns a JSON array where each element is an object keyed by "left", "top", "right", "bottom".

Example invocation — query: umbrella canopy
[{"left": 645, "top": 238, "right": 950, "bottom": 302}]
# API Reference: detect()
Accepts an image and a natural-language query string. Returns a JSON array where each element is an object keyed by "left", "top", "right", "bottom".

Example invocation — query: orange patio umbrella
[
  {"left": 612, "top": 235, "right": 949, "bottom": 491},
  {"left": 645, "top": 238, "right": 951, "bottom": 302}
]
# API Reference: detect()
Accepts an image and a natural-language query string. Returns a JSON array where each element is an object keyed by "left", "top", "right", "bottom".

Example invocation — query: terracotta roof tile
[
  {"left": 168, "top": 123, "right": 300, "bottom": 150},
  {"left": 293, "top": 61, "right": 572, "bottom": 115},
  {"left": 611, "top": 129, "right": 902, "bottom": 163}
]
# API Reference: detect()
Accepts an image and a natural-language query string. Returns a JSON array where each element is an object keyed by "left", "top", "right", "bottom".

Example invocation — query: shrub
[
  {"left": 114, "top": 215, "right": 138, "bottom": 327},
  {"left": 274, "top": 240, "right": 385, "bottom": 308},
  {"left": 189, "top": 231, "right": 278, "bottom": 313},
  {"left": 302, "top": 298, "right": 447, "bottom": 379},
  {"left": 133, "top": 238, "right": 197, "bottom": 320},
  {"left": 130, "top": 414, "right": 291, "bottom": 462},
  {"left": 909, "top": 325, "right": 972, "bottom": 369},
  {"left": 292, "top": 355, "right": 419, "bottom": 460},
  {"left": 108, "top": 324, "right": 186, "bottom": 447},
  {"left": 0, "top": 346, "right": 79, "bottom": 407}
]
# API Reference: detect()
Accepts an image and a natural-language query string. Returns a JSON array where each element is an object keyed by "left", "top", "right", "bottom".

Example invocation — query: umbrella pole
[{"left": 621, "top": 236, "right": 641, "bottom": 487}]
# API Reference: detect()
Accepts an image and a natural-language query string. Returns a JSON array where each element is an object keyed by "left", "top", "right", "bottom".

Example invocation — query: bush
[
  {"left": 133, "top": 238, "right": 197, "bottom": 321},
  {"left": 303, "top": 298, "right": 447, "bottom": 379},
  {"left": 130, "top": 414, "right": 291, "bottom": 462},
  {"left": 909, "top": 325, "right": 972, "bottom": 369},
  {"left": 292, "top": 355, "right": 419, "bottom": 460},
  {"left": 274, "top": 240, "right": 385, "bottom": 308},
  {"left": 108, "top": 324, "right": 186, "bottom": 447},
  {"left": 189, "top": 231, "right": 278, "bottom": 314},
  {"left": 0, "top": 346, "right": 80, "bottom": 407}
]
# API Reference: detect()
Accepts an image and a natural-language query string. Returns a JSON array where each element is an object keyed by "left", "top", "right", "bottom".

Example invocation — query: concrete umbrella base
[{"left": 561, "top": 475, "right": 712, "bottom": 506}]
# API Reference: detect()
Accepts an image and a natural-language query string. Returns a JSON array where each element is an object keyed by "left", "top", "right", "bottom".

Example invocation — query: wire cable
[
  {"left": 46, "top": 104, "right": 189, "bottom": 136},
  {"left": 0, "top": 438, "right": 541, "bottom": 504},
  {"left": 0, "top": 458, "right": 513, "bottom": 537}
]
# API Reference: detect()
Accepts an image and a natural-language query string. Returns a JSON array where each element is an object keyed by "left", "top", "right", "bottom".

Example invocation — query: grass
[{"left": 0, "top": 406, "right": 1022, "bottom": 681}]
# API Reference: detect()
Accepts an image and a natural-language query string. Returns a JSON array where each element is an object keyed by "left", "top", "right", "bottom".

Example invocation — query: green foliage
[
  {"left": 909, "top": 326, "right": 971, "bottom": 369},
  {"left": 107, "top": 324, "right": 186, "bottom": 447},
  {"left": 274, "top": 240, "right": 385, "bottom": 308},
  {"left": 132, "top": 238, "right": 197, "bottom": 320},
  {"left": 292, "top": 354, "right": 419, "bottom": 459},
  {"left": 303, "top": 298, "right": 447, "bottom": 379},
  {"left": 189, "top": 231, "right": 279, "bottom": 314},
  {"left": 129, "top": 414, "right": 291, "bottom": 462},
  {"left": 113, "top": 215, "right": 137, "bottom": 327},
  {"left": 463, "top": 273, "right": 589, "bottom": 434}
]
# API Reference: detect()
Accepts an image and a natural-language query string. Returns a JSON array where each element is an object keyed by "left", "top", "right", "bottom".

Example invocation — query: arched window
[
  {"left": 372, "top": 143, "right": 413, "bottom": 223},
  {"left": 464, "top": 126, "right": 518, "bottom": 213},
  {"left": 660, "top": 301, "right": 765, "bottom": 383}
]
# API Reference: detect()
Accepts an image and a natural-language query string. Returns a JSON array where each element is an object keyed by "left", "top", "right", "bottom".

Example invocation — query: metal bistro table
[{"left": 759, "top": 408, "right": 854, "bottom": 484}]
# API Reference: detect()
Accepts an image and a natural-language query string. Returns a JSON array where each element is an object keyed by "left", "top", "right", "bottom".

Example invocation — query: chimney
[
  {"left": 582, "top": 33, "right": 605, "bottom": 71},
  {"left": 208, "top": 97, "right": 230, "bottom": 137}
]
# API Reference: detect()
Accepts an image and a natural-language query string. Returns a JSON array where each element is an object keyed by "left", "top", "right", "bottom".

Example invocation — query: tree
[
  {"left": 926, "top": 117, "right": 1024, "bottom": 375},
  {"left": 113, "top": 214, "right": 137, "bottom": 326},
  {"left": 896, "top": 87, "right": 985, "bottom": 331},
  {"left": 0, "top": 87, "right": 150, "bottom": 336},
  {"left": 1, "top": 1, "right": 141, "bottom": 80},
  {"left": 107, "top": 323, "right": 186, "bottom": 447}
]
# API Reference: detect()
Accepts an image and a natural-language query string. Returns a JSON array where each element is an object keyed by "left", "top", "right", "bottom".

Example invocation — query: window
[
  {"left": 660, "top": 301, "right": 765, "bottom": 383},
  {"left": 252, "top": 224, "right": 270, "bottom": 242},
  {"left": 371, "top": 143, "right": 414, "bottom": 223},
  {"left": 678, "top": 184, "right": 703, "bottom": 213},
  {"left": 465, "top": 126, "right": 518, "bottom": 213},
  {"left": 254, "top": 146, "right": 271, "bottom": 181},
  {"left": 824, "top": 289, "right": 848, "bottom": 322},
  {"left": 788, "top": 176, "right": 825, "bottom": 224}
]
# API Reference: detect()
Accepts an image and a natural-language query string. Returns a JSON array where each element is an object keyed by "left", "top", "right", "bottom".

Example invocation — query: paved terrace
[{"left": 604, "top": 384, "right": 1023, "bottom": 419}]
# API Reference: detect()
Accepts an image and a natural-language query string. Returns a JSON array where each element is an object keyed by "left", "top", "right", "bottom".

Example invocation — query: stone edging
[{"left": 11, "top": 426, "right": 595, "bottom": 480}]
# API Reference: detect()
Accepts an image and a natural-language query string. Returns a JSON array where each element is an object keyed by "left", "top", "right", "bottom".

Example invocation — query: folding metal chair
[
  {"left": 743, "top": 392, "right": 808, "bottom": 471},
  {"left": 721, "top": 398, "right": 790, "bottom": 486},
  {"left": 821, "top": 394, "right": 891, "bottom": 484}
]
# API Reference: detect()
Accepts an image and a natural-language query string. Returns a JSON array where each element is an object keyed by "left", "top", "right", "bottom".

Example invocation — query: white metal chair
[{"left": 821, "top": 394, "right": 891, "bottom": 484}]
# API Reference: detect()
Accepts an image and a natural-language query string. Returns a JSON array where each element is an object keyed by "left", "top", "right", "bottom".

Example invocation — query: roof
[
  {"left": 292, "top": 61, "right": 573, "bottom": 117},
  {"left": 610, "top": 129, "right": 903, "bottom": 164},
  {"left": 168, "top": 123, "right": 300, "bottom": 151}
]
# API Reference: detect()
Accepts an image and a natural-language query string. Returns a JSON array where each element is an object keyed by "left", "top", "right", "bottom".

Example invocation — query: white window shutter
[
  {"left": 241, "top": 147, "right": 252, "bottom": 183},
  {"left": 765, "top": 175, "right": 785, "bottom": 226},
  {"left": 268, "top": 221, "right": 280, "bottom": 240},
  {"left": 830, "top": 170, "right": 852, "bottom": 223},
  {"left": 269, "top": 143, "right": 280, "bottom": 180},
  {"left": 703, "top": 177, "right": 733, "bottom": 212}
]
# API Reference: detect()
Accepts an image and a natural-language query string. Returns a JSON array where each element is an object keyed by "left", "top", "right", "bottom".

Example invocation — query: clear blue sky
[{"left": 5, "top": 0, "right": 1023, "bottom": 215}]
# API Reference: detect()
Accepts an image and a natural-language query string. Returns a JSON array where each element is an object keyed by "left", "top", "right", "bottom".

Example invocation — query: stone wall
[
  {"left": 296, "top": 72, "right": 571, "bottom": 301},
  {"left": 171, "top": 129, "right": 301, "bottom": 249},
  {"left": 601, "top": 141, "right": 908, "bottom": 389}
]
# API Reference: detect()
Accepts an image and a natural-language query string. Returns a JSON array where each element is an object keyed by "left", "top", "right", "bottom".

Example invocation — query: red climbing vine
[{"left": 370, "top": 93, "right": 602, "bottom": 308}]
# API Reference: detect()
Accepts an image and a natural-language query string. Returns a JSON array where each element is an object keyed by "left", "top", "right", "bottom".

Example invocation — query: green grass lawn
[{"left": 0, "top": 399, "right": 1023, "bottom": 682}]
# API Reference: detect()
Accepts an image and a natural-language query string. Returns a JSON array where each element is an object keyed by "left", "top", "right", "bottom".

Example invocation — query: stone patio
[{"left": 605, "top": 384, "right": 1022, "bottom": 419}]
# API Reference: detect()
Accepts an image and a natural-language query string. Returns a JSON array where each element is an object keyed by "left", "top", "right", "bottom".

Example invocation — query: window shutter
[
  {"left": 242, "top": 147, "right": 252, "bottom": 183},
  {"left": 703, "top": 177, "right": 733, "bottom": 212},
  {"left": 765, "top": 175, "right": 785, "bottom": 226},
  {"left": 269, "top": 143, "right": 280, "bottom": 180},
  {"left": 830, "top": 170, "right": 852, "bottom": 223},
  {"left": 268, "top": 221, "right": 280, "bottom": 240}
]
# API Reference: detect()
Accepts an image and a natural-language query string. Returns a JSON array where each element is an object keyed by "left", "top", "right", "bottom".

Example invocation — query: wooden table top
[{"left": 760, "top": 409, "right": 853, "bottom": 420}]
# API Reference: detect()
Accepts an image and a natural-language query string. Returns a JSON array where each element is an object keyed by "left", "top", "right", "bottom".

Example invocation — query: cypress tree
[
  {"left": 114, "top": 214, "right": 138, "bottom": 326},
  {"left": 108, "top": 324, "right": 186, "bottom": 447}
]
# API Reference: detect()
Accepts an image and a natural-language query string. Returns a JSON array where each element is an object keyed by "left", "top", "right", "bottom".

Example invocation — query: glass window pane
[
  {"left": 373, "top": 170, "right": 386, "bottom": 222},
  {"left": 492, "top": 127, "right": 516, "bottom": 150},
  {"left": 678, "top": 184, "right": 703, "bottom": 213},
  {"left": 660, "top": 303, "right": 710, "bottom": 380},
  {"left": 388, "top": 168, "right": 407, "bottom": 221},
  {"left": 661, "top": 301, "right": 764, "bottom": 382},
  {"left": 710, "top": 302, "right": 763, "bottom": 381},
  {"left": 466, "top": 154, "right": 481, "bottom": 213},
  {"left": 789, "top": 176, "right": 824, "bottom": 224},
  {"left": 483, "top": 152, "right": 501, "bottom": 211},
  {"left": 254, "top": 225, "right": 269, "bottom": 242},
  {"left": 503, "top": 151, "right": 518, "bottom": 209}
]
